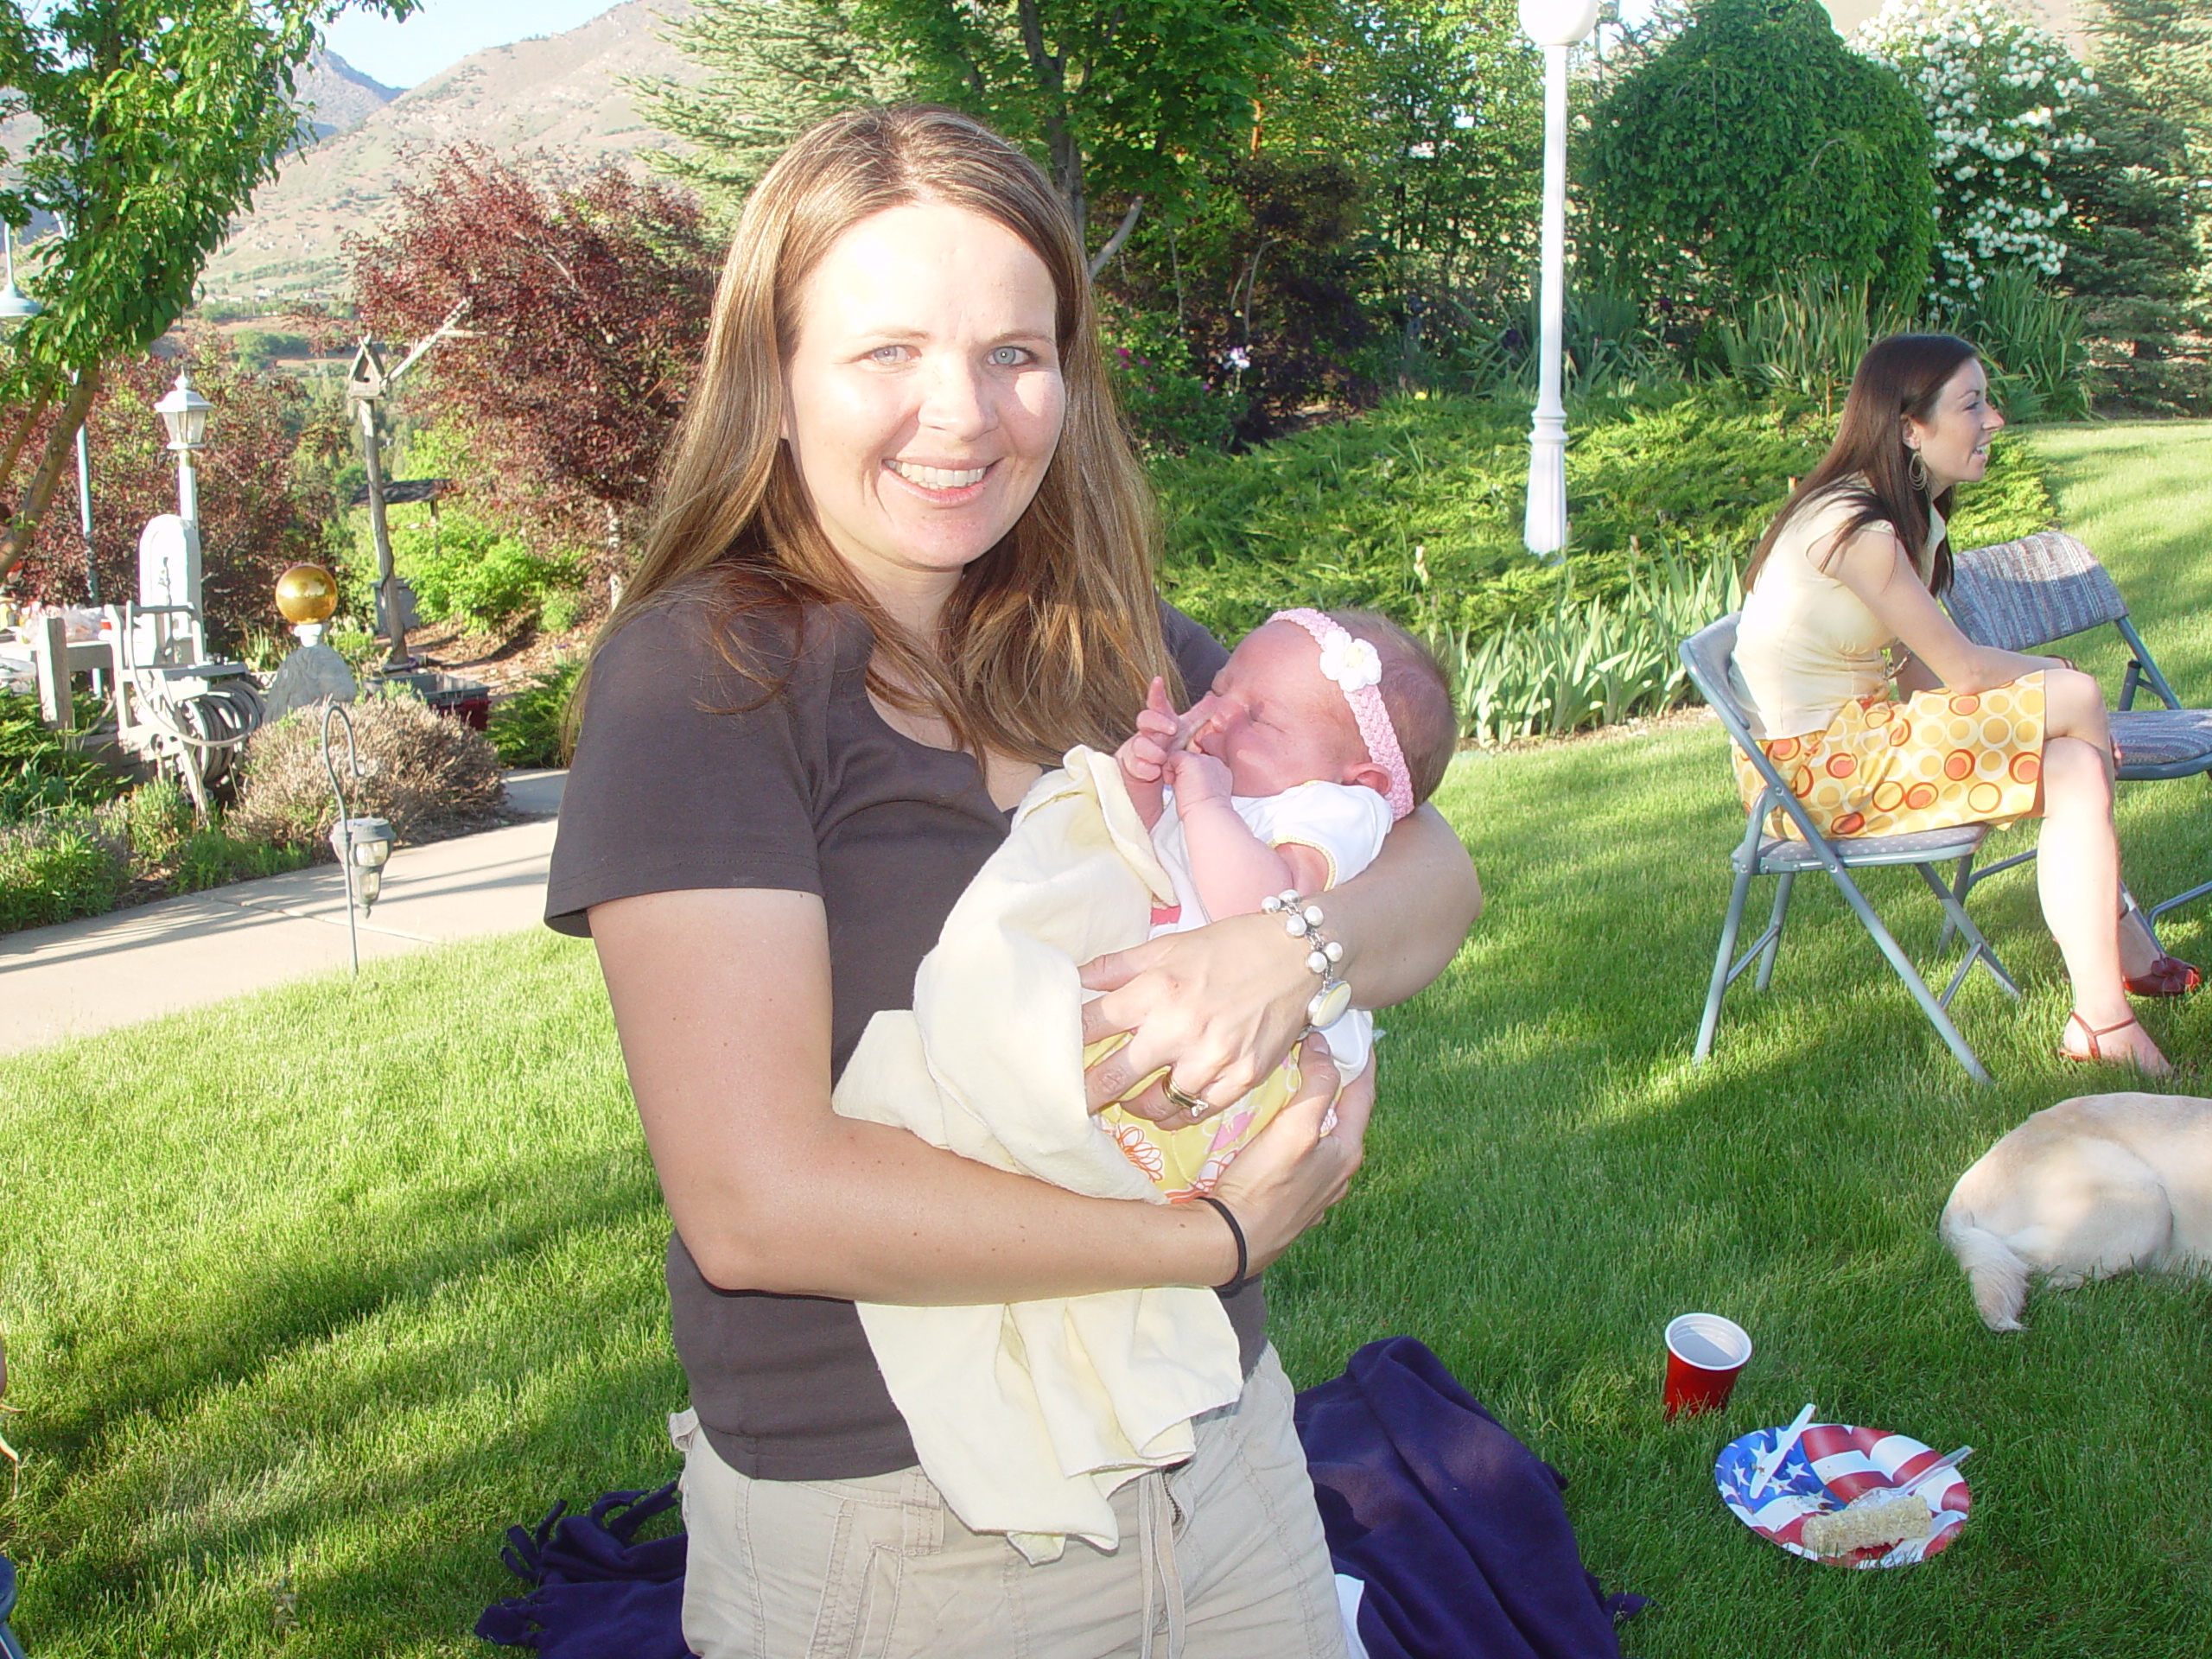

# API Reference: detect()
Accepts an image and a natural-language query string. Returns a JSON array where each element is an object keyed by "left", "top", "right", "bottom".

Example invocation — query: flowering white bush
[{"left": 1853, "top": 0, "right": 2096, "bottom": 297}]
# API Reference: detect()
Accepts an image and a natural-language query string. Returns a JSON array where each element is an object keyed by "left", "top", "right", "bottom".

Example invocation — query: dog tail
[{"left": 1940, "top": 1205, "right": 2031, "bottom": 1332}]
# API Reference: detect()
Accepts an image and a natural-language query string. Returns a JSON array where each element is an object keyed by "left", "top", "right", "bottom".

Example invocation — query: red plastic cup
[{"left": 1662, "top": 1313, "right": 1752, "bottom": 1418}]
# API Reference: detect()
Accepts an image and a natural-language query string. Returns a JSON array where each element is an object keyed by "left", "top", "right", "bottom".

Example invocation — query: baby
[
  {"left": 1095, "top": 607, "right": 1458, "bottom": 1196},
  {"left": 828, "top": 607, "right": 1456, "bottom": 1542}
]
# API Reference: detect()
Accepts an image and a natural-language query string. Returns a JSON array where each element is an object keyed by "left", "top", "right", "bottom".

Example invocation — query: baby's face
[{"left": 1183, "top": 621, "right": 1366, "bottom": 798}]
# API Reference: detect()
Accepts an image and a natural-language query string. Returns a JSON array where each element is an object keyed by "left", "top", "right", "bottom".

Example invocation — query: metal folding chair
[
  {"left": 1943, "top": 531, "right": 2212, "bottom": 940},
  {"left": 1681, "top": 615, "right": 2019, "bottom": 1084}
]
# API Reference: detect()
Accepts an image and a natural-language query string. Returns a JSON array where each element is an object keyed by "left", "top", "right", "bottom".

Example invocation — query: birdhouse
[{"left": 346, "top": 338, "right": 391, "bottom": 404}]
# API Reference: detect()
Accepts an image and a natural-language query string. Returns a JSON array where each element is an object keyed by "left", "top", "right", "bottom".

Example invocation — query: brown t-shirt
[{"left": 546, "top": 587, "right": 1262, "bottom": 1480}]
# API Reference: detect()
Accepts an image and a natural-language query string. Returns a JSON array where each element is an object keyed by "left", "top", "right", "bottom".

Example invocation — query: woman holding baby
[
  {"left": 545, "top": 105, "right": 1480, "bottom": 1656},
  {"left": 1732, "top": 332, "right": 2190, "bottom": 1075}
]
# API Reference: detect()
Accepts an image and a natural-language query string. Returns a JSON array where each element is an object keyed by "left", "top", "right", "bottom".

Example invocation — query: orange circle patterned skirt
[{"left": 1735, "top": 673, "right": 2048, "bottom": 840}]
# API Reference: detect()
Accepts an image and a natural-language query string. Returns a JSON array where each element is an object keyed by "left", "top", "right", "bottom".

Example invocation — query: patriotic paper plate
[{"left": 1714, "top": 1422, "right": 1972, "bottom": 1570}]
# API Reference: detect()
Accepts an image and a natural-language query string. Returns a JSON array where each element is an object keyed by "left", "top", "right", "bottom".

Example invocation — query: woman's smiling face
[
  {"left": 1904, "top": 356, "right": 2005, "bottom": 495},
  {"left": 780, "top": 200, "right": 1065, "bottom": 618}
]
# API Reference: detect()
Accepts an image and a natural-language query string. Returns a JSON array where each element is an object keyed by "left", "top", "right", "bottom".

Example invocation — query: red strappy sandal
[
  {"left": 2059, "top": 1011, "right": 2171, "bottom": 1071},
  {"left": 2124, "top": 953, "right": 2202, "bottom": 999}
]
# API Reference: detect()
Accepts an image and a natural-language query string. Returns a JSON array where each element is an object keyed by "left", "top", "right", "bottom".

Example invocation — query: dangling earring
[{"left": 1907, "top": 446, "right": 1929, "bottom": 493}]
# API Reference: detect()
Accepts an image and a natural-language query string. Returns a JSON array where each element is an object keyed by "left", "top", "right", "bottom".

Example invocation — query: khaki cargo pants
[{"left": 671, "top": 1346, "right": 1348, "bottom": 1659}]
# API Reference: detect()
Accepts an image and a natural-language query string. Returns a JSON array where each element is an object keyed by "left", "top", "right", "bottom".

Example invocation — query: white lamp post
[
  {"left": 1518, "top": 0, "right": 1600, "bottom": 560},
  {"left": 153, "top": 369, "right": 213, "bottom": 528}
]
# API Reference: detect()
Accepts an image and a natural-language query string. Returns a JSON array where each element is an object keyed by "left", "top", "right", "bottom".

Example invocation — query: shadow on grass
[
  {"left": 21, "top": 1152, "right": 661, "bottom": 1474},
  {"left": 13, "top": 1147, "right": 679, "bottom": 1649}
]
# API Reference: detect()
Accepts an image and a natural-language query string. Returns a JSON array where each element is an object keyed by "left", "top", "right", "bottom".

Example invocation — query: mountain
[
  {"left": 200, "top": 0, "right": 700, "bottom": 306},
  {"left": 299, "top": 50, "right": 403, "bottom": 143}
]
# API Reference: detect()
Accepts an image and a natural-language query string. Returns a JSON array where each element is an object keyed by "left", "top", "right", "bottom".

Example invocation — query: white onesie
[{"left": 1146, "top": 779, "right": 1392, "bottom": 1076}]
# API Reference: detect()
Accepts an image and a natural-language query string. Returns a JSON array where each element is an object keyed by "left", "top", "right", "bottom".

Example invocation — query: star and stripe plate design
[{"left": 1715, "top": 1422, "right": 1972, "bottom": 1569}]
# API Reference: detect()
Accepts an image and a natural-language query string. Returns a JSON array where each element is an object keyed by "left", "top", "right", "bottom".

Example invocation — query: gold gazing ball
[{"left": 275, "top": 564, "right": 339, "bottom": 625}]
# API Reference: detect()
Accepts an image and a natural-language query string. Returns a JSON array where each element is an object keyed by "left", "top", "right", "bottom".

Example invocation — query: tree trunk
[
  {"left": 1088, "top": 197, "right": 1144, "bottom": 279},
  {"left": 1014, "top": 0, "right": 1084, "bottom": 243},
  {"left": 0, "top": 375, "right": 57, "bottom": 508},
  {"left": 0, "top": 368, "right": 101, "bottom": 581}
]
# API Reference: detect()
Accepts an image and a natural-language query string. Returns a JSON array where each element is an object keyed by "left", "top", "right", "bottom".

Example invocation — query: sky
[{"left": 324, "top": 0, "right": 629, "bottom": 90}]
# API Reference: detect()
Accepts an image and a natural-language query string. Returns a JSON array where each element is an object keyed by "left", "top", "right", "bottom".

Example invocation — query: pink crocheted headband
[{"left": 1268, "top": 607, "right": 1415, "bottom": 821}]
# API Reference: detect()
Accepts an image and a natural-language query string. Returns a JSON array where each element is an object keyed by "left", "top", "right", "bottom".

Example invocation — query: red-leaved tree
[
  {"left": 7, "top": 346, "right": 350, "bottom": 649},
  {"left": 347, "top": 148, "right": 719, "bottom": 599}
]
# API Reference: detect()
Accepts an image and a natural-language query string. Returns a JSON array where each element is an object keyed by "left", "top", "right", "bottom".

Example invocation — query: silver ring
[{"left": 1161, "top": 1083, "right": 1213, "bottom": 1118}]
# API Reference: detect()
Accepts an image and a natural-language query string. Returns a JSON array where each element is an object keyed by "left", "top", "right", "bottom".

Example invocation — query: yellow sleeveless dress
[{"left": 1730, "top": 490, "right": 2045, "bottom": 838}]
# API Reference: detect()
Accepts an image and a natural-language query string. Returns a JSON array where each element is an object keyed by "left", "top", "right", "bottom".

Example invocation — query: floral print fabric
[
  {"left": 1087, "top": 1038, "right": 1306, "bottom": 1200},
  {"left": 1736, "top": 673, "right": 2048, "bottom": 841}
]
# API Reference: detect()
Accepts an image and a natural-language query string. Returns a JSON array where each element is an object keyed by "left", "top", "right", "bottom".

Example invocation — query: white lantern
[
  {"left": 330, "top": 817, "right": 395, "bottom": 912},
  {"left": 154, "top": 370, "right": 213, "bottom": 452},
  {"left": 1517, "top": 0, "right": 1600, "bottom": 48}
]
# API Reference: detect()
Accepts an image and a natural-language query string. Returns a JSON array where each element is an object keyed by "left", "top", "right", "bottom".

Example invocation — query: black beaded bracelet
[{"left": 1192, "top": 1193, "right": 1249, "bottom": 1298}]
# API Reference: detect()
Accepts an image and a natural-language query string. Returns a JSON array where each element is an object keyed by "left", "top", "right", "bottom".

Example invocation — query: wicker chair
[{"left": 1943, "top": 531, "right": 2212, "bottom": 939}]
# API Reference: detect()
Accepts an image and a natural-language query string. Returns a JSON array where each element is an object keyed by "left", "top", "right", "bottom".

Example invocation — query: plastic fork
[{"left": 1747, "top": 1402, "right": 1816, "bottom": 1500}]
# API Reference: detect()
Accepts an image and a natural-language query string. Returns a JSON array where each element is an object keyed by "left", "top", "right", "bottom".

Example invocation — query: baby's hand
[
  {"left": 1116, "top": 677, "right": 1180, "bottom": 784},
  {"left": 1168, "top": 747, "right": 1234, "bottom": 809}
]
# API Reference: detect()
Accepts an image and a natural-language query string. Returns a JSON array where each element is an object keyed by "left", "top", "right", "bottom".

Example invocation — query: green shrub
[
  {"left": 231, "top": 328, "right": 312, "bottom": 373},
  {"left": 110, "top": 775, "right": 193, "bottom": 867},
  {"left": 489, "top": 659, "right": 582, "bottom": 768},
  {"left": 1582, "top": 0, "right": 1934, "bottom": 317},
  {"left": 1455, "top": 286, "right": 1668, "bottom": 400},
  {"left": 1944, "top": 269, "right": 2093, "bottom": 423},
  {"left": 1713, "top": 273, "right": 1915, "bottom": 410},
  {"left": 387, "top": 514, "right": 581, "bottom": 634},
  {"left": 230, "top": 689, "right": 505, "bottom": 846},
  {"left": 325, "top": 620, "right": 385, "bottom": 673},
  {"left": 1944, "top": 429, "right": 2059, "bottom": 550},
  {"left": 1153, "top": 385, "right": 2056, "bottom": 747},
  {"left": 1429, "top": 556, "right": 1745, "bottom": 747},
  {"left": 0, "top": 814, "right": 127, "bottom": 931},
  {"left": 0, "top": 769, "right": 382, "bottom": 933},
  {"left": 1102, "top": 304, "right": 1243, "bottom": 455},
  {"left": 537, "top": 589, "right": 584, "bottom": 634},
  {"left": 92, "top": 774, "right": 310, "bottom": 894},
  {"left": 167, "top": 823, "right": 312, "bottom": 893},
  {"left": 0, "top": 692, "right": 130, "bottom": 822},
  {"left": 1154, "top": 385, "right": 1834, "bottom": 644}
]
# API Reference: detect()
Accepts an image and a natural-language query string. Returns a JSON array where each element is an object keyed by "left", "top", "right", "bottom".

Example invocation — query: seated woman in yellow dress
[{"left": 1730, "top": 333, "right": 2186, "bottom": 1074}]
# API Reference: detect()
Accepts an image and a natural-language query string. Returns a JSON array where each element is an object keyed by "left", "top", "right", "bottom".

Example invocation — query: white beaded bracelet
[{"left": 1262, "top": 890, "right": 1351, "bottom": 1031}]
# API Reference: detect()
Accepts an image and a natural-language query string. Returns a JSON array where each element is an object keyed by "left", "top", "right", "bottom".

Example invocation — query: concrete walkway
[{"left": 0, "top": 770, "right": 569, "bottom": 1056}]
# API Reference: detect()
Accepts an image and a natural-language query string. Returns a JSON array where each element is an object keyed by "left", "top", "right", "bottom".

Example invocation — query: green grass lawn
[{"left": 3, "top": 423, "right": 2209, "bottom": 1655}]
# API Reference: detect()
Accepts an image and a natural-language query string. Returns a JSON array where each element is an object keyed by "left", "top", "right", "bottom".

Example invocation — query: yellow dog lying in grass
[{"left": 1942, "top": 1091, "right": 2212, "bottom": 1331}]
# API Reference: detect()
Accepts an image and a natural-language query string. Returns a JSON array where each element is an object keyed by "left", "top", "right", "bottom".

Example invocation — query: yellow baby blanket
[{"left": 830, "top": 746, "right": 1246, "bottom": 1563}]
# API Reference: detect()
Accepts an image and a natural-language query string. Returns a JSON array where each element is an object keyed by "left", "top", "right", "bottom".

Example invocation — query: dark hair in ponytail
[{"left": 1743, "top": 333, "right": 1980, "bottom": 596}]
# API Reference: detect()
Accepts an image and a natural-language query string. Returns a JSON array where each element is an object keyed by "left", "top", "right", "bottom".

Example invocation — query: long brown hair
[
  {"left": 1743, "top": 333, "right": 1980, "bottom": 596},
  {"left": 580, "top": 105, "right": 1174, "bottom": 763}
]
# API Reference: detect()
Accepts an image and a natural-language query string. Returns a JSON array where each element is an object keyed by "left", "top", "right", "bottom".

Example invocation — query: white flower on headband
[{"left": 1317, "top": 628, "right": 1382, "bottom": 692}]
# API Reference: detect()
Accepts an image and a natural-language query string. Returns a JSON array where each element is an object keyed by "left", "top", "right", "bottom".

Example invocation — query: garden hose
[{"left": 129, "top": 674, "right": 266, "bottom": 753}]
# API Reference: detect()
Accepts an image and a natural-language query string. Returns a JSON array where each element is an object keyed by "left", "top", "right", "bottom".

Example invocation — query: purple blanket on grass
[
  {"left": 1295, "top": 1336, "right": 1646, "bottom": 1659},
  {"left": 478, "top": 1338, "right": 1642, "bottom": 1658},
  {"left": 474, "top": 1484, "right": 688, "bottom": 1659}
]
